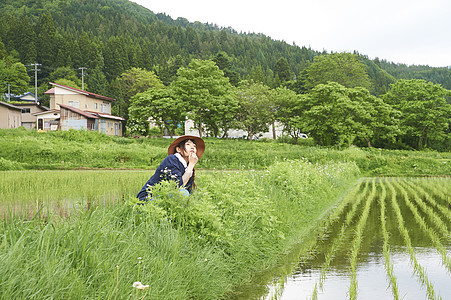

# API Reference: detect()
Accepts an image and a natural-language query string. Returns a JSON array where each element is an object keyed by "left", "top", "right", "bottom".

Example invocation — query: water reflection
[
  {"left": 260, "top": 177, "right": 451, "bottom": 300},
  {"left": 264, "top": 248, "right": 451, "bottom": 300}
]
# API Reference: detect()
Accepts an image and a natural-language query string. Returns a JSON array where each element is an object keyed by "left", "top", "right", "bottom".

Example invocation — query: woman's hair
[{"left": 174, "top": 139, "right": 197, "bottom": 190}]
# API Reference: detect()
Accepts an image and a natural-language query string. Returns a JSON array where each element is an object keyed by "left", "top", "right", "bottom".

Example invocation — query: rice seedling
[
  {"left": 0, "top": 160, "right": 361, "bottom": 300},
  {"left": 347, "top": 178, "right": 377, "bottom": 300},
  {"left": 397, "top": 180, "right": 449, "bottom": 238},
  {"left": 387, "top": 179, "right": 441, "bottom": 300},
  {"left": 392, "top": 180, "right": 451, "bottom": 273},
  {"left": 379, "top": 179, "right": 400, "bottom": 299},
  {"left": 308, "top": 180, "right": 370, "bottom": 298},
  {"left": 404, "top": 180, "right": 451, "bottom": 225}
]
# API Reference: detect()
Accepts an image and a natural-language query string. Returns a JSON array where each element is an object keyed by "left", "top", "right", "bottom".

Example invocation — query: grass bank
[
  {"left": 0, "top": 160, "right": 360, "bottom": 299},
  {"left": 1, "top": 128, "right": 450, "bottom": 176}
]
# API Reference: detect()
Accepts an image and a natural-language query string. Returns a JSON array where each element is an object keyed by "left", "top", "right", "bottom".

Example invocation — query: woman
[{"left": 137, "top": 135, "right": 205, "bottom": 202}]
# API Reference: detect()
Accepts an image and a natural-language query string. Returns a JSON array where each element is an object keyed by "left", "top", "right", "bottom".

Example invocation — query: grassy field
[{"left": 0, "top": 128, "right": 450, "bottom": 176}]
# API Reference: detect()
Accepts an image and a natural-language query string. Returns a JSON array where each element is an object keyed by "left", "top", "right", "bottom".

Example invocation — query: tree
[
  {"left": 382, "top": 79, "right": 451, "bottom": 150},
  {"left": 347, "top": 87, "right": 401, "bottom": 148},
  {"left": 111, "top": 67, "right": 164, "bottom": 123},
  {"left": 0, "top": 57, "right": 30, "bottom": 98},
  {"left": 302, "top": 82, "right": 373, "bottom": 147},
  {"left": 35, "top": 12, "right": 58, "bottom": 79},
  {"left": 235, "top": 80, "right": 274, "bottom": 140},
  {"left": 273, "top": 57, "right": 291, "bottom": 84},
  {"left": 272, "top": 87, "right": 307, "bottom": 143},
  {"left": 128, "top": 87, "right": 186, "bottom": 137},
  {"left": 303, "top": 52, "right": 372, "bottom": 91},
  {"left": 213, "top": 52, "right": 240, "bottom": 86},
  {"left": 172, "top": 59, "right": 232, "bottom": 138},
  {"left": 50, "top": 67, "right": 84, "bottom": 89}
]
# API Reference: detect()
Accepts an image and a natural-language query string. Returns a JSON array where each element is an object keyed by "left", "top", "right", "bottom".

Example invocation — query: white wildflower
[{"left": 133, "top": 281, "right": 149, "bottom": 290}]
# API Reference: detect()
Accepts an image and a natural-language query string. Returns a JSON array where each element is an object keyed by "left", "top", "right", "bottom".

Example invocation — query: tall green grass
[
  {"left": 0, "top": 159, "right": 360, "bottom": 299},
  {"left": 1, "top": 128, "right": 450, "bottom": 176}
]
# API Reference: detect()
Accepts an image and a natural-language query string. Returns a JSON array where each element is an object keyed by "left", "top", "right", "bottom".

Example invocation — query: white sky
[{"left": 131, "top": 0, "right": 451, "bottom": 67}]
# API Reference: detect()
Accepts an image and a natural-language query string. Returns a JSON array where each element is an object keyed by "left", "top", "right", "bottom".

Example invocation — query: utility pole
[
  {"left": 79, "top": 67, "right": 87, "bottom": 90},
  {"left": 3, "top": 83, "right": 10, "bottom": 101},
  {"left": 29, "top": 63, "right": 41, "bottom": 103}
]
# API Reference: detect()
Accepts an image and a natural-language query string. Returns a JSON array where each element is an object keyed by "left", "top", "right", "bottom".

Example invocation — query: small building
[
  {"left": 15, "top": 92, "right": 41, "bottom": 103},
  {"left": 12, "top": 102, "right": 49, "bottom": 129},
  {"left": 32, "top": 109, "right": 60, "bottom": 131},
  {"left": 0, "top": 101, "right": 22, "bottom": 129}
]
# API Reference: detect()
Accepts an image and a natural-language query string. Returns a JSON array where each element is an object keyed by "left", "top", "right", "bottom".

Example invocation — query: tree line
[
  {"left": 0, "top": 0, "right": 450, "bottom": 150},
  {"left": 127, "top": 54, "right": 450, "bottom": 151}
]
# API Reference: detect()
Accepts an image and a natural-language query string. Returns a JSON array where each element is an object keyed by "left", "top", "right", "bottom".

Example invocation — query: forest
[{"left": 0, "top": 0, "right": 450, "bottom": 151}]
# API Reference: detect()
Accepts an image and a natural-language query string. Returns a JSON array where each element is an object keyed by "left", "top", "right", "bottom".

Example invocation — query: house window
[
  {"left": 68, "top": 101, "right": 80, "bottom": 108},
  {"left": 21, "top": 108, "right": 31, "bottom": 114},
  {"left": 94, "top": 103, "right": 98, "bottom": 109},
  {"left": 100, "top": 102, "right": 110, "bottom": 113}
]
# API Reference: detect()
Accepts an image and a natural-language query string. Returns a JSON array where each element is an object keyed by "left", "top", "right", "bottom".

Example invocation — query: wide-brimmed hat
[{"left": 168, "top": 135, "right": 205, "bottom": 159}]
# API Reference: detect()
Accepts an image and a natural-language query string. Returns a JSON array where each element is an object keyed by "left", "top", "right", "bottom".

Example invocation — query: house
[
  {"left": 32, "top": 109, "right": 60, "bottom": 131},
  {"left": 15, "top": 92, "right": 40, "bottom": 103},
  {"left": 45, "top": 82, "right": 124, "bottom": 136},
  {"left": 12, "top": 102, "right": 49, "bottom": 129},
  {"left": 0, "top": 101, "right": 22, "bottom": 129},
  {"left": 1, "top": 92, "right": 40, "bottom": 103}
]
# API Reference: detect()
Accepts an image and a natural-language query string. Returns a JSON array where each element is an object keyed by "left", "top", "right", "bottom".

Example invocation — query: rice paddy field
[
  {"left": 1, "top": 129, "right": 450, "bottom": 299},
  {"left": 256, "top": 176, "right": 451, "bottom": 300}
]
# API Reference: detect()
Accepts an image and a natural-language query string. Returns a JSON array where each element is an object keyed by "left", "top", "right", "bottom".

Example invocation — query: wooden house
[{"left": 0, "top": 101, "right": 22, "bottom": 129}]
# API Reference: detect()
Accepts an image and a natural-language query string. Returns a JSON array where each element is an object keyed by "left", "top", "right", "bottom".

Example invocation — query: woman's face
[{"left": 177, "top": 140, "right": 197, "bottom": 158}]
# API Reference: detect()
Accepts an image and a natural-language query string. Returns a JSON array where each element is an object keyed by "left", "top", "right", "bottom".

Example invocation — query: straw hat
[{"left": 167, "top": 135, "right": 205, "bottom": 159}]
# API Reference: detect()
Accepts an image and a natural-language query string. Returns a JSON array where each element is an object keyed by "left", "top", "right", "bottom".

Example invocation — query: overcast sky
[{"left": 131, "top": 0, "right": 450, "bottom": 67}]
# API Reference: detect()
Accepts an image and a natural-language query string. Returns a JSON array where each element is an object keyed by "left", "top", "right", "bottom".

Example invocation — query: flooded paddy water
[
  {"left": 242, "top": 177, "right": 451, "bottom": 300},
  {"left": 0, "top": 170, "right": 150, "bottom": 218}
]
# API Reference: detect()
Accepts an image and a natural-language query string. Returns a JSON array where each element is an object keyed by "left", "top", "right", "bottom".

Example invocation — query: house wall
[
  {"left": 16, "top": 104, "right": 47, "bottom": 129},
  {"left": 98, "top": 119, "right": 122, "bottom": 136},
  {"left": 50, "top": 87, "right": 111, "bottom": 114},
  {"left": 0, "top": 105, "right": 22, "bottom": 129},
  {"left": 35, "top": 111, "right": 60, "bottom": 131},
  {"left": 59, "top": 107, "right": 88, "bottom": 131}
]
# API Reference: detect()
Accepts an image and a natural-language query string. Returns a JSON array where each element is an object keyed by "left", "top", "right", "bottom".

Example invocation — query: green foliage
[
  {"left": 303, "top": 52, "right": 373, "bottom": 91},
  {"left": 382, "top": 79, "right": 451, "bottom": 150},
  {"left": 172, "top": 59, "right": 233, "bottom": 137},
  {"left": 273, "top": 87, "right": 307, "bottom": 143},
  {"left": 0, "top": 57, "right": 30, "bottom": 96},
  {"left": 235, "top": 80, "right": 275, "bottom": 140},
  {"left": 0, "top": 128, "right": 450, "bottom": 175}
]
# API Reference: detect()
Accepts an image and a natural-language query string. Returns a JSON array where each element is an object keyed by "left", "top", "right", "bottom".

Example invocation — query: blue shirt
[{"left": 137, "top": 154, "right": 194, "bottom": 201}]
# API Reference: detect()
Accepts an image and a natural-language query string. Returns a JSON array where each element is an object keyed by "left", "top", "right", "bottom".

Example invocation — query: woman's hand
[{"left": 188, "top": 152, "right": 198, "bottom": 167}]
